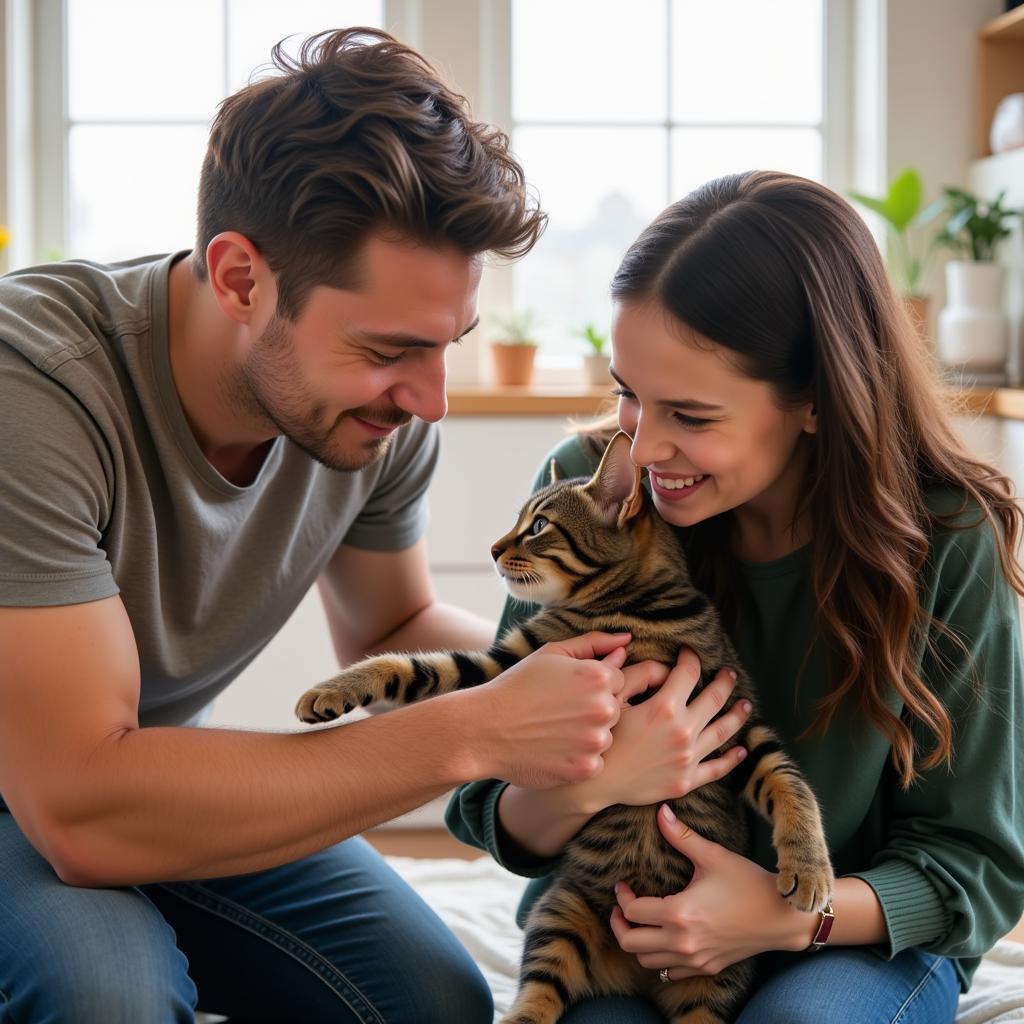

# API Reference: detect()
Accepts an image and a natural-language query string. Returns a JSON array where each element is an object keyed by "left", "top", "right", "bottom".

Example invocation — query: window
[
  {"left": 62, "top": 0, "right": 384, "bottom": 263},
  {"left": 509, "top": 0, "right": 829, "bottom": 366},
  {"left": 17, "top": 0, "right": 845, "bottom": 377}
]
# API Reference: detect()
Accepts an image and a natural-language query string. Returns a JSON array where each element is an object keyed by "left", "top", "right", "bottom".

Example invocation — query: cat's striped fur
[{"left": 296, "top": 432, "right": 834, "bottom": 1024}]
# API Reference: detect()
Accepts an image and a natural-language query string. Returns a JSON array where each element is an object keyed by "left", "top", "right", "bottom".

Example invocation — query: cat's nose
[{"left": 491, "top": 543, "right": 505, "bottom": 562}]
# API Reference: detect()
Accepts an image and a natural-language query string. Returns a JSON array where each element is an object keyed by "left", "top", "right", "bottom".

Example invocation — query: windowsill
[
  {"left": 446, "top": 384, "right": 614, "bottom": 416},
  {"left": 445, "top": 386, "right": 1024, "bottom": 420}
]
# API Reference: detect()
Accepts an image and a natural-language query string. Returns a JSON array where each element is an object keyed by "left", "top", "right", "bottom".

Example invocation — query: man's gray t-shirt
[{"left": 0, "top": 252, "right": 439, "bottom": 728}]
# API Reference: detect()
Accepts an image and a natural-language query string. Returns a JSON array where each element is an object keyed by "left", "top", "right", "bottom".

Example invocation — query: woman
[{"left": 448, "top": 171, "right": 1024, "bottom": 1022}]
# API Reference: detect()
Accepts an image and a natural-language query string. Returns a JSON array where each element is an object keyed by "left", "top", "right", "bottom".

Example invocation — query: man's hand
[{"left": 464, "top": 632, "right": 651, "bottom": 789}]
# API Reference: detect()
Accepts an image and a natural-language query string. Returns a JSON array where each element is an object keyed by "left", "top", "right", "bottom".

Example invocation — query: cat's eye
[{"left": 531, "top": 517, "right": 549, "bottom": 535}]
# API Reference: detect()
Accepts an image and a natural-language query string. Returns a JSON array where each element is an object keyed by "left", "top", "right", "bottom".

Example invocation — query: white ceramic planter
[
  {"left": 583, "top": 353, "right": 612, "bottom": 385},
  {"left": 936, "top": 261, "right": 1008, "bottom": 376}
]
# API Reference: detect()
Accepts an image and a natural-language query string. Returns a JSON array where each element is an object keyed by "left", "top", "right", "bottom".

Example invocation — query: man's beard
[{"left": 229, "top": 315, "right": 412, "bottom": 473}]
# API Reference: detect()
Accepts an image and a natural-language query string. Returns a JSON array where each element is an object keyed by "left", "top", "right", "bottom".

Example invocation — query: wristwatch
[{"left": 805, "top": 900, "right": 835, "bottom": 952}]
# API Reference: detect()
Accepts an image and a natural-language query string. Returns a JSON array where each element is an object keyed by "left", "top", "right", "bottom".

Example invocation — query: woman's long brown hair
[{"left": 600, "top": 171, "right": 1024, "bottom": 788}]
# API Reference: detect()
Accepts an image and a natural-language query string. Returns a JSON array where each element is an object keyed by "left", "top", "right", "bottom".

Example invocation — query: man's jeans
[{"left": 0, "top": 811, "right": 493, "bottom": 1023}]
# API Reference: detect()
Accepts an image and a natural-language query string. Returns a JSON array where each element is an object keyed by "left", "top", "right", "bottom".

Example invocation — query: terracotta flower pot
[
  {"left": 491, "top": 343, "right": 537, "bottom": 386},
  {"left": 583, "top": 353, "right": 611, "bottom": 385}
]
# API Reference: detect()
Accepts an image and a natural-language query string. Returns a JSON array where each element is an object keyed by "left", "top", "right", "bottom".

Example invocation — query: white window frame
[{"left": 5, "top": 0, "right": 872, "bottom": 382}]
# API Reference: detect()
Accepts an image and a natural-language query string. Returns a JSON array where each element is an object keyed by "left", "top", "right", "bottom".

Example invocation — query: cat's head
[{"left": 491, "top": 431, "right": 661, "bottom": 607}]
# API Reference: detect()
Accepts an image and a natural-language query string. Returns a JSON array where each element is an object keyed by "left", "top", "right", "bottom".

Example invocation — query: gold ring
[{"left": 659, "top": 967, "right": 671, "bottom": 984}]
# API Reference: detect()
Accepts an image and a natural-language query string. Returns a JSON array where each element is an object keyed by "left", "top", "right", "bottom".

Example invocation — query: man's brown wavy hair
[
  {"left": 193, "top": 27, "right": 545, "bottom": 318},
  {"left": 603, "top": 170, "right": 1024, "bottom": 788}
]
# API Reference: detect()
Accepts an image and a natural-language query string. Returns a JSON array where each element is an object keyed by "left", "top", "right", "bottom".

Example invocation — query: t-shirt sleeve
[
  {"left": 446, "top": 432, "right": 603, "bottom": 875},
  {"left": 848, "top": 510, "right": 1024, "bottom": 961},
  {"left": 340, "top": 418, "right": 440, "bottom": 552},
  {"left": 0, "top": 348, "right": 118, "bottom": 606}
]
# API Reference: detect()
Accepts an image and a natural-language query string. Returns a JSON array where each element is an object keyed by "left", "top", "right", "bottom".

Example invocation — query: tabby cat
[{"left": 295, "top": 431, "right": 834, "bottom": 1024}]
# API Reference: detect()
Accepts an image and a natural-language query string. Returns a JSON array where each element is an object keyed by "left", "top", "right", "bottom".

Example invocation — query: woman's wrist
[{"left": 496, "top": 782, "right": 602, "bottom": 859}]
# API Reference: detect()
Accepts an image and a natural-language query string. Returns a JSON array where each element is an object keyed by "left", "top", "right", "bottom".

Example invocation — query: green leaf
[
  {"left": 849, "top": 191, "right": 895, "bottom": 227},
  {"left": 886, "top": 169, "right": 923, "bottom": 231}
]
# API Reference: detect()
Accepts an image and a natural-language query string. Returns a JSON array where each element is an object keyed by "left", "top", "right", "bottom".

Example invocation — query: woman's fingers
[
  {"left": 657, "top": 647, "right": 704, "bottom": 704},
  {"left": 685, "top": 666, "right": 740, "bottom": 730},
  {"left": 619, "top": 659, "right": 671, "bottom": 702},
  {"left": 693, "top": 696, "right": 752, "bottom": 760},
  {"left": 693, "top": 744, "right": 749, "bottom": 788}
]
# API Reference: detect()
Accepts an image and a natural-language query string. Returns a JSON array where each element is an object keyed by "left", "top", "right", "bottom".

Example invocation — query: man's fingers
[
  {"left": 549, "top": 631, "right": 631, "bottom": 661},
  {"left": 619, "top": 660, "right": 670, "bottom": 702}
]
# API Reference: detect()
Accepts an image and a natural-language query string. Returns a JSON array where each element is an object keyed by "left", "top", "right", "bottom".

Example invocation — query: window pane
[
  {"left": 671, "top": 0, "right": 822, "bottom": 124},
  {"left": 68, "top": 125, "right": 208, "bottom": 263},
  {"left": 671, "top": 127, "right": 821, "bottom": 198},
  {"left": 512, "top": 127, "right": 667, "bottom": 364},
  {"left": 67, "top": 0, "right": 223, "bottom": 121},
  {"left": 227, "top": 1, "right": 384, "bottom": 92},
  {"left": 512, "top": 0, "right": 667, "bottom": 123}
]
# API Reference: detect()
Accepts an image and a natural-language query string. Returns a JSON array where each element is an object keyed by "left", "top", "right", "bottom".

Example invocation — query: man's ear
[
  {"left": 584, "top": 431, "right": 644, "bottom": 527},
  {"left": 205, "top": 231, "right": 273, "bottom": 326}
]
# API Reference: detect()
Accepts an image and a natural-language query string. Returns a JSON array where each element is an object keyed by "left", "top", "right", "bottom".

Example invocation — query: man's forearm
[
  {"left": 363, "top": 599, "right": 497, "bottom": 657},
  {"left": 43, "top": 691, "right": 480, "bottom": 888}
]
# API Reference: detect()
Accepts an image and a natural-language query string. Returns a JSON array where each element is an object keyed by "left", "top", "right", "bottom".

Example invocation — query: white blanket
[{"left": 386, "top": 855, "right": 1024, "bottom": 1023}]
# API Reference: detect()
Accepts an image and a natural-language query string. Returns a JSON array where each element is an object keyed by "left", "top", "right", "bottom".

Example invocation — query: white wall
[{"left": 884, "top": 0, "right": 1005, "bottom": 338}]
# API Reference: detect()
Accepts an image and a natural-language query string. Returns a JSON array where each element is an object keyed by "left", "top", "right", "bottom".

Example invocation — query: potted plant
[
  {"left": 849, "top": 168, "right": 945, "bottom": 339},
  {"left": 935, "top": 187, "right": 1021, "bottom": 380},
  {"left": 576, "top": 322, "right": 611, "bottom": 385},
  {"left": 490, "top": 309, "right": 538, "bottom": 386}
]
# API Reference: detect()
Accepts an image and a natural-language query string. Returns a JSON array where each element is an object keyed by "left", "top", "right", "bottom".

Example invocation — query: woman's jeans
[
  {"left": 0, "top": 811, "right": 493, "bottom": 1023},
  {"left": 560, "top": 947, "right": 960, "bottom": 1024}
]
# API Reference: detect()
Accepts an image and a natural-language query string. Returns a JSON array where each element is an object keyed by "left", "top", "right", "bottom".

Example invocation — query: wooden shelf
[
  {"left": 445, "top": 385, "right": 1024, "bottom": 421},
  {"left": 447, "top": 384, "right": 613, "bottom": 417},
  {"left": 977, "top": 7, "right": 1024, "bottom": 158}
]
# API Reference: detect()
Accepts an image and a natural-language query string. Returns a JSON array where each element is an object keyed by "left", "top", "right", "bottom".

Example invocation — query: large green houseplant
[{"left": 849, "top": 168, "right": 944, "bottom": 336}]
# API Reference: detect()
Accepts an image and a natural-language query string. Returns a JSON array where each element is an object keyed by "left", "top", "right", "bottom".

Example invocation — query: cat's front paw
[
  {"left": 294, "top": 656, "right": 407, "bottom": 723},
  {"left": 776, "top": 849, "right": 834, "bottom": 914}
]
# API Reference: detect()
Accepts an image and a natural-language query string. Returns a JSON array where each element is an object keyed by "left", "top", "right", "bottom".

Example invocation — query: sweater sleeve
[
  {"left": 445, "top": 436, "right": 599, "bottom": 874},
  {"left": 848, "top": 508, "right": 1024, "bottom": 962}
]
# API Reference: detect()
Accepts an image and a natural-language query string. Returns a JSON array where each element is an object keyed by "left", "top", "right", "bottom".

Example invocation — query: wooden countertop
[{"left": 446, "top": 385, "right": 1024, "bottom": 420}]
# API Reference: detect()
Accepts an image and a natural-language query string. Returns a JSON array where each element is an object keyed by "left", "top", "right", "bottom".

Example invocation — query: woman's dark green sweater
[{"left": 446, "top": 435, "right": 1024, "bottom": 991}]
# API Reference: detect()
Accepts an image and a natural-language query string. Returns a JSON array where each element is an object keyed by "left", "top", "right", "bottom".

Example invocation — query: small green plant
[
  {"left": 849, "top": 168, "right": 945, "bottom": 296},
  {"left": 575, "top": 322, "right": 608, "bottom": 355},
  {"left": 491, "top": 309, "right": 538, "bottom": 346},
  {"left": 935, "top": 187, "right": 1021, "bottom": 263}
]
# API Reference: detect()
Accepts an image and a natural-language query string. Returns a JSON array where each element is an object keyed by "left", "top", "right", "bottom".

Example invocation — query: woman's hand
[
  {"left": 610, "top": 804, "right": 817, "bottom": 977},
  {"left": 573, "top": 648, "right": 751, "bottom": 814}
]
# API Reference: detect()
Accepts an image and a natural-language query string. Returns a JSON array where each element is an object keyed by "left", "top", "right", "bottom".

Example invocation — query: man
[{"left": 0, "top": 29, "right": 652, "bottom": 1022}]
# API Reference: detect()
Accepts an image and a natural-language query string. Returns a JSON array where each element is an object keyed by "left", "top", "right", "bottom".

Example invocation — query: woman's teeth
[{"left": 654, "top": 474, "right": 704, "bottom": 490}]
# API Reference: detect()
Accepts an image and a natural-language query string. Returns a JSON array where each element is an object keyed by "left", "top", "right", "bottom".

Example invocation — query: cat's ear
[
  {"left": 586, "top": 431, "right": 644, "bottom": 528},
  {"left": 549, "top": 458, "right": 563, "bottom": 484}
]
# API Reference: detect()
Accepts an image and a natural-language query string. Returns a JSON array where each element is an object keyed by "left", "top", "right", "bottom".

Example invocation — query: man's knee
[
  {"left": 408, "top": 951, "right": 494, "bottom": 1024},
  {"left": 0, "top": 885, "right": 196, "bottom": 1024},
  {"left": 19, "top": 957, "right": 197, "bottom": 1024}
]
